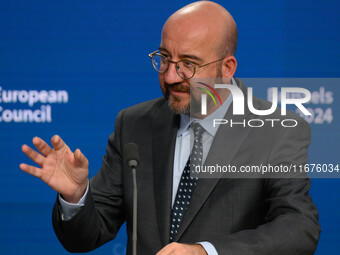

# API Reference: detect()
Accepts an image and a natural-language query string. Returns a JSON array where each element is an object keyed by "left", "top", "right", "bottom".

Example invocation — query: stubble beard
[
  {"left": 164, "top": 86, "right": 191, "bottom": 115},
  {"left": 164, "top": 65, "right": 223, "bottom": 115}
]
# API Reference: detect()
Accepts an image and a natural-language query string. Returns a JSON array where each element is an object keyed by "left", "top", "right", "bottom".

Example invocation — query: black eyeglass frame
[{"left": 148, "top": 50, "right": 225, "bottom": 79}]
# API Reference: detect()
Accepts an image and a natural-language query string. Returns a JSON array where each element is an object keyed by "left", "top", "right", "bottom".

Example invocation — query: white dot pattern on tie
[{"left": 169, "top": 123, "right": 204, "bottom": 241}]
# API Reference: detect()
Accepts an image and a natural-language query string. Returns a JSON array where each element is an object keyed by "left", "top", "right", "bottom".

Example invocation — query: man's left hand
[{"left": 156, "top": 242, "right": 207, "bottom": 255}]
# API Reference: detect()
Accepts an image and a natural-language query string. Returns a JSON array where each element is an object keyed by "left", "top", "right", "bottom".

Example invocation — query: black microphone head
[{"left": 124, "top": 143, "right": 139, "bottom": 169}]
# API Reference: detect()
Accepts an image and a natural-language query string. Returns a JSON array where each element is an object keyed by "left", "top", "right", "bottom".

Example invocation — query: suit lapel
[
  {"left": 152, "top": 102, "right": 179, "bottom": 246},
  {"left": 174, "top": 78, "right": 256, "bottom": 241}
]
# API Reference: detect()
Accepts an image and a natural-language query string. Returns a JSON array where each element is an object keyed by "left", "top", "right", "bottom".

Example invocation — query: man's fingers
[
  {"left": 156, "top": 243, "right": 204, "bottom": 255},
  {"left": 156, "top": 243, "right": 176, "bottom": 255},
  {"left": 19, "top": 163, "right": 42, "bottom": 179},
  {"left": 74, "top": 149, "right": 89, "bottom": 169},
  {"left": 22, "top": 144, "right": 45, "bottom": 167},
  {"left": 32, "top": 137, "right": 53, "bottom": 156},
  {"left": 51, "top": 135, "right": 67, "bottom": 151}
]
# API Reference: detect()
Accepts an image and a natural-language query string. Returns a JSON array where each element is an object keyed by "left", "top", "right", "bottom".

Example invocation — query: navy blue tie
[{"left": 170, "top": 123, "right": 204, "bottom": 241}]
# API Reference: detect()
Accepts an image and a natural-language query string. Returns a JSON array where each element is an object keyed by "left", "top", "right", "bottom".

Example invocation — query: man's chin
[{"left": 167, "top": 97, "right": 190, "bottom": 115}]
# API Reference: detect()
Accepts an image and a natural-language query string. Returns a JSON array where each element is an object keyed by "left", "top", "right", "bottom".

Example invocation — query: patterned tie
[{"left": 170, "top": 123, "right": 204, "bottom": 242}]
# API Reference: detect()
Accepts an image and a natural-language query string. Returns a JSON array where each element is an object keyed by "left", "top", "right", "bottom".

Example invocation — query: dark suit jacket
[{"left": 52, "top": 78, "right": 320, "bottom": 254}]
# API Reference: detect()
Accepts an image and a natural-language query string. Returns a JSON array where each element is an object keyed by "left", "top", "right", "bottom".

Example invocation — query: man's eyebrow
[
  {"left": 158, "top": 47, "right": 203, "bottom": 62},
  {"left": 158, "top": 47, "right": 169, "bottom": 54},
  {"left": 179, "top": 54, "right": 202, "bottom": 62}
]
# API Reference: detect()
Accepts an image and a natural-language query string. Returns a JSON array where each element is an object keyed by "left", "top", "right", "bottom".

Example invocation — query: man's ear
[{"left": 221, "top": 56, "right": 237, "bottom": 78}]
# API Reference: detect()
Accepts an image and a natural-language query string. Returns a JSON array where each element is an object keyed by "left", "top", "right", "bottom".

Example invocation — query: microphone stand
[
  {"left": 124, "top": 143, "right": 139, "bottom": 255},
  {"left": 131, "top": 165, "right": 137, "bottom": 255}
]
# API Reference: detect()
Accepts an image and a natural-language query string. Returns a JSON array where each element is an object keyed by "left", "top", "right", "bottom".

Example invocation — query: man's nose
[{"left": 164, "top": 63, "right": 184, "bottom": 84}]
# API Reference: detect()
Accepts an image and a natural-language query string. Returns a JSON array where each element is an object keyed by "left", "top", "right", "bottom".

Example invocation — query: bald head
[
  {"left": 158, "top": 1, "right": 238, "bottom": 115},
  {"left": 163, "top": 1, "right": 238, "bottom": 57}
]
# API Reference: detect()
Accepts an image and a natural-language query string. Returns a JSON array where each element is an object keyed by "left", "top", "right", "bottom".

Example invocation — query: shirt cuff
[
  {"left": 197, "top": 241, "right": 218, "bottom": 255},
  {"left": 58, "top": 180, "right": 89, "bottom": 221}
]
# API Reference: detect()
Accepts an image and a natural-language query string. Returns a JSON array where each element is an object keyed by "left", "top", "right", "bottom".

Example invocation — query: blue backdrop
[{"left": 0, "top": 0, "right": 339, "bottom": 254}]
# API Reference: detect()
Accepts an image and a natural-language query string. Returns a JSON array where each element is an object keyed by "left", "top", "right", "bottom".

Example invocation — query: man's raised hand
[{"left": 20, "top": 135, "right": 89, "bottom": 203}]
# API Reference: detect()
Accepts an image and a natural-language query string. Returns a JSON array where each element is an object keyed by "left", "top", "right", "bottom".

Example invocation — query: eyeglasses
[{"left": 148, "top": 50, "right": 224, "bottom": 79}]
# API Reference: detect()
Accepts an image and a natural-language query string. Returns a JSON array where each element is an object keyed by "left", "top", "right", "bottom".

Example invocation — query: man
[{"left": 20, "top": 1, "right": 320, "bottom": 254}]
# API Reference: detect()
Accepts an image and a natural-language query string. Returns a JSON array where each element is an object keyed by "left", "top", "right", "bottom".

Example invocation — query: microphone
[
  {"left": 124, "top": 143, "right": 139, "bottom": 169},
  {"left": 124, "top": 143, "right": 139, "bottom": 255}
]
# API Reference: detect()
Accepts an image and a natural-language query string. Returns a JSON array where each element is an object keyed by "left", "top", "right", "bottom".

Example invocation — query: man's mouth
[{"left": 168, "top": 85, "right": 190, "bottom": 94}]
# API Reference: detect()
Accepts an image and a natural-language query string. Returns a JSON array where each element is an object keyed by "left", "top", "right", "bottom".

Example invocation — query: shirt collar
[
  {"left": 177, "top": 78, "right": 236, "bottom": 137},
  {"left": 178, "top": 114, "right": 191, "bottom": 137}
]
